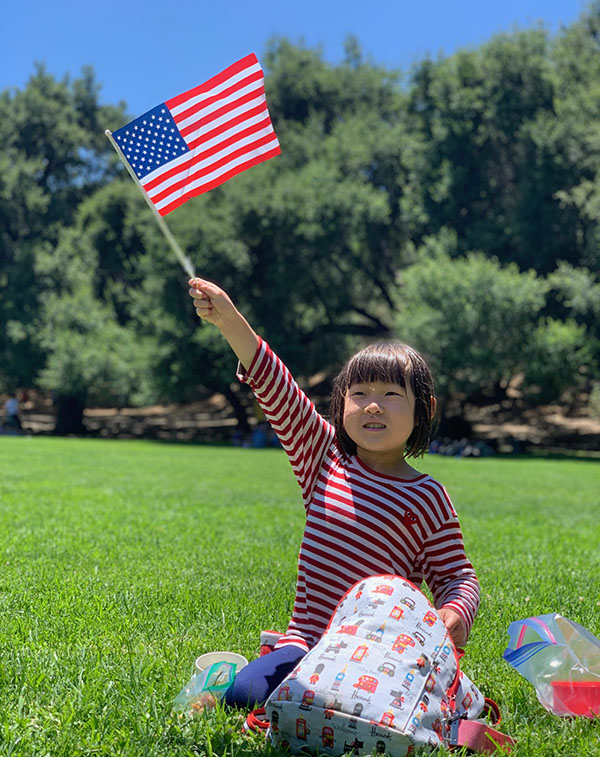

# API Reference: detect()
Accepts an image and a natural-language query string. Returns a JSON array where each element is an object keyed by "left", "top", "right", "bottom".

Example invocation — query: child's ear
[{"left": 430, "top": 396, "right": 437, "bottom": 419}]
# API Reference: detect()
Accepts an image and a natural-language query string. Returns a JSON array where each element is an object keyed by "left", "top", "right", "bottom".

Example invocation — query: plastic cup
[
  {"left": 551, "top": 681, "right": 600, "bottom": 717},
  {"left": 195, "top": 651, "right": 248, "bottom": 674}
]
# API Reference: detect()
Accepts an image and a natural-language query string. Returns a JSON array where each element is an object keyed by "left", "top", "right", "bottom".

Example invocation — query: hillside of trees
[{"left": 2, "top": 5, "right": 600, "bottom": 443}]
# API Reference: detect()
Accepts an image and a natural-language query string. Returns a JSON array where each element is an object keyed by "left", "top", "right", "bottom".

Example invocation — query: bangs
[{"left": 343, "top": 345, "right": 410, "bottom": 390}]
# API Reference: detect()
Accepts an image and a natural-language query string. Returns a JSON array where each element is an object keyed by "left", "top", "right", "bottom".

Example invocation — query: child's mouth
[{"left": 363, "top": 423, "right": 386, "bottom": 429}]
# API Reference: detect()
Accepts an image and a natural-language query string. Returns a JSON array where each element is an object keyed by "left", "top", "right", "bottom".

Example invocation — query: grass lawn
[{"left": 0, "top": 436, "right": 598, "bottom": 756}]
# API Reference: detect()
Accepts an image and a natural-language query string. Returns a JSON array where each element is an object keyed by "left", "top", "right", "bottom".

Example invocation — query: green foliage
[
  {"left": 38, "top": 286, "right": 158, "bottom": 407},
  {"left": 2, "top": 9, "right": 600, "bottom": 426},
  {"left": 546, "top": 262, "right": 600, "bottom": 342},
  {"left": 395, "top": 248, "right": 547, "bottom": 399},
  {"left": 0, "top": 65, "right": 126, "bottom": 393},
  {"left": 523, "top": 318, "right": 592, "bottom": 403}
]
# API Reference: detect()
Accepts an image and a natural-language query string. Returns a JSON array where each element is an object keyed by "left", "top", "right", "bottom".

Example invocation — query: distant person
[
  {"left": 4, "top": 394, "right": 22, "bottom": 432},
  {"left": 188, "top": 277, "right": 479, "bottom": 709}
]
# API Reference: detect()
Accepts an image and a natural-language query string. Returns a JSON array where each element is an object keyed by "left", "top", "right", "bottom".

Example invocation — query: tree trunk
[
  {"left": 223, "top": 386, "right": 251, "bottom": 434},
  {"left": 54, "top": 395, "right": 86, "bottom": 436}
]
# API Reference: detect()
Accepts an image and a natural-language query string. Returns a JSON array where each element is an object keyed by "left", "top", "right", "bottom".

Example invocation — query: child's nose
[{"left": 364, "top": 400, "right": 383, "bottom": 414}]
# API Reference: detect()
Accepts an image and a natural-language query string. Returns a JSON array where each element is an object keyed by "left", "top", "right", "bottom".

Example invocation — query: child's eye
[{"left": 385, "top": 390, "right": 403, "bottom": 396}]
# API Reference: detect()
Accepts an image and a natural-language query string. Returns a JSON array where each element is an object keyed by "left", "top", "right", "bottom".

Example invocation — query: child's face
[{"left": 343, "top": 380, "right": 416, "bottom": 459}]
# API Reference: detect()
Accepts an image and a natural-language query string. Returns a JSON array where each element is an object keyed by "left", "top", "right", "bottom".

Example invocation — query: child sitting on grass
[{"left": 188, "top": 277, "right": 479, "bottom": 709}]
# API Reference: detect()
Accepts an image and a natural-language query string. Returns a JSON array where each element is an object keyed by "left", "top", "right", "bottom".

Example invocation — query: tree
[
  {"left": 0, "top": 65, "right": 125, "bottom": 397},
  {"left": 34, "top": 181, "right": 163, "bottom": 433},
  {"left": 406, "top": 27, "right": 592, "bottom": 273},
  {"left": 393, "top": 244, "right": 594, "bottom": 424},
  {"left": 551, "top": 1, "right": 600, "bottom": 272}
]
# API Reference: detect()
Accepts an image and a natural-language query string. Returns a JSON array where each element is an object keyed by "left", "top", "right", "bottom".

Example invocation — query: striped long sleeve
[{"left": 238, "top": 338, "right": 335, "bottom": 505}]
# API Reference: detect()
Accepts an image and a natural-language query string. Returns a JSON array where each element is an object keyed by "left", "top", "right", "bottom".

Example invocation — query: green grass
[{"left": 0, "top": 437, "right": 598, "bottom": 756}]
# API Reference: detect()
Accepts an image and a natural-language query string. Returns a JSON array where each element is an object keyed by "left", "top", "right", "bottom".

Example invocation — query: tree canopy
[{"left": 2, "top": 7, "right": 600, "bottom": 434}]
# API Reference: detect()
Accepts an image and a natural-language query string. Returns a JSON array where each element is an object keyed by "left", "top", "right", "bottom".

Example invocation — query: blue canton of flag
[{"left": 112, "top": 104, "right": 190, "bottom": 179}]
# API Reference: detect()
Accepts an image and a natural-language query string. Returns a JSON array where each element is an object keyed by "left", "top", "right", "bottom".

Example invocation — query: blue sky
[{"left": 2, "top": 0, "right": 585, "bottom": 122}]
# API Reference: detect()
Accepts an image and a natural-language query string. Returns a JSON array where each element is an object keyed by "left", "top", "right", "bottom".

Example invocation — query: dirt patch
[{"left": 12, "top": 389, "right": 600, "bottom": 454}]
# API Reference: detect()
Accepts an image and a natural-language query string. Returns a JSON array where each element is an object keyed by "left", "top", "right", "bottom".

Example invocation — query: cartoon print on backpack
[
  {"left": 392, "top": 633, "right": 416, "bottom": 654},
  {"left": 355, "top": 582, "right": 366, "bottom": 600},
  {"left": 352, "top": 674, "right": 379, "bottom": 700},
  {"left": 337, "top": 619, "right": 364, "bottom": 636},
  {"left": 423, "top": 611, "right": 437, "bottom": 627},
  {"left": 324, "top": 697, "right": 343, "bottom": 718},
  {"left": 389, "top": 689, "right": 405, "bottom": 710},
  {"left": 350, "top": 644, "right": 369, "bottom": 663},
  {"left": 348, "top": 702, "right": 363, "bottom": 729},
  {"left": 377, "top": 661, "right": 396, "bottom": 677},
  {"left": 343, "top": 738, "right": 364, "bottom": 755},
  {"left": 366, "top": 622, "right": 386, "bottom": 642},
  {"left": 296, "top": 716, "right": 310, "bottom": 741},
  {"left": 321, "top": 640, "right": 348, "bottom": 661},
  {"left": 402, "top": 668, "right": 417, "bottom": 692},
  {"left": 322, "top": 725, "right": 335, "bottom": 748},
  {"left": 309, "top": 663, "right": 325, "bottom": 683},
  {"left": 299, "top": 690, "right": 315, "bottom": 710},
  {"left": 330, "top": 665, "right": 348, "bottom": 692},
  {"left": 276, "top": 684, "right": 293, "bottom": 701}
]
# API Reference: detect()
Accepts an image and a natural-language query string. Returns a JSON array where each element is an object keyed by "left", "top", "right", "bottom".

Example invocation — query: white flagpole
[{"left": 104, "top": 129, "right": 196, "bottom": 279}]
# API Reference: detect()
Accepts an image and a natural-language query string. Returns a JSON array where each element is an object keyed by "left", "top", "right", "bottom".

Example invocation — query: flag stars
[{"left": 112, "top": 103, "right": 190, "bottom": 179}]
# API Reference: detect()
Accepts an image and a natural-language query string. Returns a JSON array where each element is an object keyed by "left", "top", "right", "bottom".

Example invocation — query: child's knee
[{"left": 224, "top": 666, "right": 265, "bottom": 708}]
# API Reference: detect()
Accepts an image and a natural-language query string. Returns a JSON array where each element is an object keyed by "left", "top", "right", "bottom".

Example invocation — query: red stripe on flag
[
  {"left": 186, "top": 109, "right": 272, "bottom": 152},
  {"left": 165, "top": 53, "right": 259, "bottom": 110},
  {"left": 176, "top": 90, "right": 266, "bottom": 140},
  {"left": 156, "top": 145, "right": 281, "bottom": 216},
  {"left": 149, "top": 132, "right": 279, "bottom": 206},
  {"left": 172, "top": 69, "right": 264, "bottom": 125},
  {"left": 142, "top": 114, "right": 273, "bottom": 193}
]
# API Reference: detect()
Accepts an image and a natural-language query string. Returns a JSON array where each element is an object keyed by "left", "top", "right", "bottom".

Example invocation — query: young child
[{"left": 188, "top": 277, "right": 479, "bottom": 709}]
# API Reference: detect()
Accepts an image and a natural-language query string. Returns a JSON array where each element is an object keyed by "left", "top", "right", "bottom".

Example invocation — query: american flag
[{"left": 112, "top": 54, "right": 280, "bottom": 216}]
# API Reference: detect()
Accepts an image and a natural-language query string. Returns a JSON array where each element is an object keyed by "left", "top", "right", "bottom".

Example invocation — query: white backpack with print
[{"left": 263, "top": 575, "right": 514, "bottom": 756}]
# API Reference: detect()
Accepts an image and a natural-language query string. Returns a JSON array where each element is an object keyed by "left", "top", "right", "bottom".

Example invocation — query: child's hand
[
  {"left": 188, "top": 278, "right": 236, "bottom": 329},
  {"left": 438, "top": 608, "right": 467, "bottom": 647}
]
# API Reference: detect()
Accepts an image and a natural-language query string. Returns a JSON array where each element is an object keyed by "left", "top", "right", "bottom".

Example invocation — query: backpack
[{"left": 263, "top": 575, "right": 514, "bottom": 755}]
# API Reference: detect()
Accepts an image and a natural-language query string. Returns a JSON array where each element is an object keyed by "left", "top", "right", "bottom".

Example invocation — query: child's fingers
[
  {"left": 194, "top": 299, "right": 213, "bottom": 313},
  {"left": 190, "top": 289, "right": 210, "bottom": 301},
  {"left": 188, "top": 277, "right": 221, "bottom": 296}
]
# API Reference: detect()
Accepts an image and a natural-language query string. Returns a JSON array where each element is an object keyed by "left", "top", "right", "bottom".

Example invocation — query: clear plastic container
[{"left": 503, "top": 614, "right": 600, "bottom": 717}]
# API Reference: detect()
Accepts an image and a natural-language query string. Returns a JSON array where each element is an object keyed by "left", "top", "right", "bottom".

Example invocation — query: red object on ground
[{"left": 551, "top": 681, "right": 600, "bottom": 717}]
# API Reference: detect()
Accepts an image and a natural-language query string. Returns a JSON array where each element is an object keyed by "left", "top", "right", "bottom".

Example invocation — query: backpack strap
[
  {"left": 451, "top": 717, "right": 516, "bottom": 754},
  {"left": 243, "top": 707, "right": 269, "bottom": 734},
  {"left": 449, "top": 694, "right": 515, "bottom": 754}
]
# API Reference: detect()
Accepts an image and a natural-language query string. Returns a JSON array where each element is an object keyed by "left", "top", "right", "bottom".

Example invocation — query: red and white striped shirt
[{"left": 240, "top": 338, "right": 479, "bottom": 651}]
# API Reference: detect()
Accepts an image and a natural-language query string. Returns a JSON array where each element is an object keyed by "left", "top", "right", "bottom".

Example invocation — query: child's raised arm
[{"left": 188, "top": 278, "right": 259, "bottom": 370}]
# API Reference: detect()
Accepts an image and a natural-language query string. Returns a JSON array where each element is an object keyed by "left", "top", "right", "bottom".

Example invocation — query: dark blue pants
[{"left": 224, "top": 645, "right": 306, "bottom": 708}]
